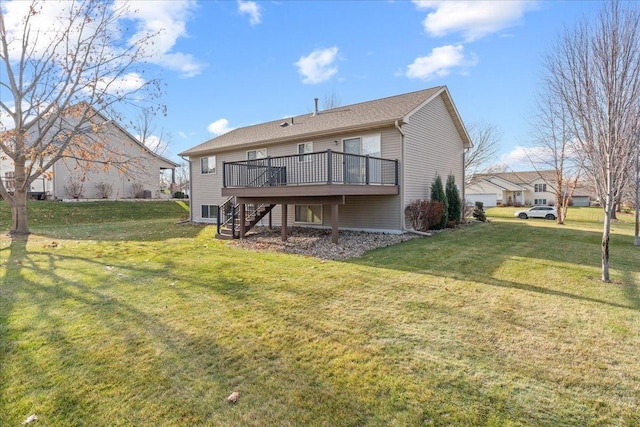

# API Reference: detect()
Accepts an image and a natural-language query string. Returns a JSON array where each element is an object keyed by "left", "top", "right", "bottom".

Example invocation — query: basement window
[
  {"left": 295, "top": 205, "right": 322, "bottom": 224},
  {"left": 201, "top": 205, "right": 219, "bottom": 220}
]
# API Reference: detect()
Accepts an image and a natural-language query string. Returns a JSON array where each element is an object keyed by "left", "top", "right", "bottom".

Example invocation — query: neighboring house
[
  {"left": 567, "top": 184, "right": 593, "bottom": 207},
  {"left": 466, "top": 171, "right": 558, "bottom": 207},
  {"left": 0, "top": 107, "right": 178, "bottom": 200},
  {"left": 180, "top": 86, "right": 471, "bottom": 243}
]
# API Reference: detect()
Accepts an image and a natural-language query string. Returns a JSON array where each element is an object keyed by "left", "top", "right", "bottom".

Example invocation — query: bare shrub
[
  {"left": 95, "top": 182, "right": 114, "bottom": 199},
  {"left": 130, "top": 182, "right": 144, "bottom": 198},
  {"left": 64, "top": 180, "right": 84, "bottom": 199}
]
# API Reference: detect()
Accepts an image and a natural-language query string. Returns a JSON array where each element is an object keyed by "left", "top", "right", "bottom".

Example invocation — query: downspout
[
  {"left": 463, "top": 147, "right": 469, "bottom": 214},
  {"left": 180, "top": 155, "right": 193, "bottom": 222},
  {"left": 395, "top": 119, "right": 410, "bottom": 233}
]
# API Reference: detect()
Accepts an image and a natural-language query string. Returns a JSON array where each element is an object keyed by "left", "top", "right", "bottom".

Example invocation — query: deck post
[
  {"left": 331, "top": 203, "right": 339, "bottom": 244},
  {"left": 239, "top": 203, "right": 246, "bottom": 239},
  {"left": 394, "top": 159, "right": 399, "bottom": 185},
  {"left": 365, "top": 155, "right": 370, "bottom": 184},
  {"left": 222, "top": 161, "right": 226, "bottom": 188},
  {"left": 281, "top": 204, "right": 288, "bottom": 241},
  {"left": 327, "top": 149, "right": 333, "bottom": 184}
]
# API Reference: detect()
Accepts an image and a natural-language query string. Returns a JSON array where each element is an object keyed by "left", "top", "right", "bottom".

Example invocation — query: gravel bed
[{"left": 227, "top": 226, "right": 421, "bottom": 260}]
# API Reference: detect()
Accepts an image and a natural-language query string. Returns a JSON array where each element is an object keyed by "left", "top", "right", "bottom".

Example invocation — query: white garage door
[{"left": 466, "top": 193, "right": 497, "bottom": 207}]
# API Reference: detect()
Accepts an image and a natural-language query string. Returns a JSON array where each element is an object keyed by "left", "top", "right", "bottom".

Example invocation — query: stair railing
[{"left": 216, "top": 166, "right": 284, "bottom": 237}]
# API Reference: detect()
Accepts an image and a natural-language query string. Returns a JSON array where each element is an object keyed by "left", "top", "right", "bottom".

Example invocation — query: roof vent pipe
[{"left": 314, "top": 97, "right": 319, "bottom": 116}]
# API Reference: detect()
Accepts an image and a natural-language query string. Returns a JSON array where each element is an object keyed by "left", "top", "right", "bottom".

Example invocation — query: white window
[
  {"left": 247, "top": 148, "right": 267, "bottom": 160},
  {"left": 534, "top": 199, "right": 547, "bottom": 205},
  {"left": 297, "top": 142, "right": 313, "bottom": 162},
  {"left": 201, "top": 156, "right": 216, "bottom": 174},
  {"left": 4, "top": 172, "right": 15, "bottom": 190},
  {"left": 534, "top": 183, "right": 547, "bottom": 192},
  {"left": 343, "top": 134, "right": 381, "bottom": 157},
  {"left": 201, "top": 205, "right": 218, "bottom": 220},
  {"left": 295, "top": 205, "right": 322, "bottom": 224}
]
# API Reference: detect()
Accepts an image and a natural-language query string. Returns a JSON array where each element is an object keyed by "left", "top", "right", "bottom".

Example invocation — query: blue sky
[{"left": 3, "top": 0, "right": 604, "bottom": 170}]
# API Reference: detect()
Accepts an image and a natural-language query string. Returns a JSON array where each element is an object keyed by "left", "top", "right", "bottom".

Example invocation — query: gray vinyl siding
[
  {"left": 191, "top": 127, "right": 404, "bottom": 231},
  {"left": 50, "top": 125, "right": 172, "bottom": 200},
  {"left": 403, "top": 93, "right": 465, "bottom": 207},
  {"left": 190, "top": 151, "right": 230, "bottom": 222}
]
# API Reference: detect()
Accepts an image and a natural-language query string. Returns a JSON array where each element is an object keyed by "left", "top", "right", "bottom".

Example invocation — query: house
[
  {"left": 466, "top": 171, "right": 558, "bottom": 207},
  {"left": 0, "top": 107, "right": 178, "bottom": 201},
  {"left": 179, "top": 86, "right": 471, "bottom": 243}
]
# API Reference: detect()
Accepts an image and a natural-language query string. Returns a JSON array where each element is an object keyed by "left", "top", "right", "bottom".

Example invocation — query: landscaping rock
[{"left": 228, "top": 227, "right": 419, "bottom": 260}]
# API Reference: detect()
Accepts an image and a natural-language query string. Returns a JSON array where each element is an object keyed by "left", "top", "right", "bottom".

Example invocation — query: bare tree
[
  {"left": 464, "top": 121, "right": 502, "bottom": 181},
  {"left": 0, "top": 0, "right": 162, "bottom": 235},
  {"left": 322, "top": 91, "right": 342, "bottom": 110},
  {"left": 528, "top": 94, "right": 583, "bottom": 224},
  {"left": 132, "top": 108, "right": 171, "bottom": 156},
  {"left": 635, "top": 152, "right": 639, "bottom": 246},
  {"left": 544, "top": 0, "right": 640, "bottom": 281}
]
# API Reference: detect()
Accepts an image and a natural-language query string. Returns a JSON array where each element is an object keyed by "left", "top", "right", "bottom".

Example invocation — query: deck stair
[{"left": 215, "top": 198, "right": 275, "bottom": 239}]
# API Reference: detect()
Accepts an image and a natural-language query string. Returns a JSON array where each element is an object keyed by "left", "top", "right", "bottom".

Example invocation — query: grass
[{"left": 1, "top": 201, "right": 639, "bottom": 426}]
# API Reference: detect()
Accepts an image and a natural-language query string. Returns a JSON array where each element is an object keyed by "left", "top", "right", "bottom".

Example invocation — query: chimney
[{"left": 314, "top": 97, "right": 319, "bottom": 116}]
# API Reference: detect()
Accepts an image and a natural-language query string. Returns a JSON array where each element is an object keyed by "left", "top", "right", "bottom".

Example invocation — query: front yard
[{"left": 1, "top": 202, "right": 638, "bottom": 426}]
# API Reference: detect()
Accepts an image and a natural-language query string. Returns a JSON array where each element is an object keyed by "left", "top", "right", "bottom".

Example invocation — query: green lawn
[{"left": 1, "top": 202, "right": 639, "bottom": 426}]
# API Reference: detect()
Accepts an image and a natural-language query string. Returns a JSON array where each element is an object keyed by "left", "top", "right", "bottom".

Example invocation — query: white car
[{"left": 514, "top": 206, "right": 557, "bottom": 220}]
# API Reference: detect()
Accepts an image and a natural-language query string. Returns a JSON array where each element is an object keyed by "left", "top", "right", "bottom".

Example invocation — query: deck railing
[{"left": 223, "top": 149, "right": 398, "bottom": 188}]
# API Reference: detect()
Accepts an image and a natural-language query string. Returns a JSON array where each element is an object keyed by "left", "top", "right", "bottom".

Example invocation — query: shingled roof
[
  {"left": 180, "top": 86, "right": 470, "bottom": 156},
  {"left": 473, "top": 170, "right": 557, "bottom": 185}
]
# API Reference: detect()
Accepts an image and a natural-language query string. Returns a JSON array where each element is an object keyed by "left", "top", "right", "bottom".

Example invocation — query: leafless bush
[
  {"left": 64, "top": 179, "right": 84, "bottom": 199},
  {"left": 95, "top": 182, "right": 114, "bottom": 199},
  {"left": 130, "top": 182, "right": 144, "bottom": 198}
]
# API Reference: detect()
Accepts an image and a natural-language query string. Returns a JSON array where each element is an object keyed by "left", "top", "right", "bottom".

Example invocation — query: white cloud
[
  {"left": 94, "top": 73, "right": 146, "bottom": 95},
  {"left": 405, "top": 44, "right": 477, "bottom": 80},
  {"left": 413, "top": 0, "right": 534, "bottom": 42},
  {"left": 496, "top": 146, "right": 554, "bottom": 171},
  {"left": 135, "top": 134, "right": 168, "bottom": 154},
  {"left": 207, "top": 119, "right": 234, "bottom": 136},
  {"left": 115, "top": 0, "right": 205, "bottom": 77},
  {"left": 295, "top": 47, "right": 339, "bottom": 84},
  {"left": 237, "top": 0, "right": 262, "bottom": 25},
  {"left": 2, "top": 0, "right": 204, "bottom": 79}
]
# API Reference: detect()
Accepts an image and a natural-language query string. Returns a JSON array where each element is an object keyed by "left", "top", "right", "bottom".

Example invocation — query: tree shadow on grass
[
  {"left": 1, "top": 235, "right": 462, "bottom": 426},
  {"left": 349, "top": 221, "right": 640, "bottom": 312},
  {"left": 0, "top": 236, "right": 244, "bottom": 425}
]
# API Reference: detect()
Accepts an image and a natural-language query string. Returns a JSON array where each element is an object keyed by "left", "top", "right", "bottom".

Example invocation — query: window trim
[
  {"left": 294, "top": 204, "right": 323, "bottom": 224},
  {"left": 200, "top": 156, "right": 217, "bottom": 174},
  {"left": 201, "top": 204, "right": 219, "bottom": 220},
  {"left": 247, "top": 148, "right": 268, "bottom": 160},
  {"left": 534, "top": 199, "right": 547, "bottom": 206},
  {"left": 534, "top": 183, "right": 547, "bottom": 193},
  {"left": 297, "top": 142, "right": 313, "bottom": 162}
]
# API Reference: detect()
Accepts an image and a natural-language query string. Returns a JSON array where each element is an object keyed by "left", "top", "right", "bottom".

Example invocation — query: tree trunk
[
  {"left": 10, "top": 189, "right": 30, "bottom": 236},
  {"left": 601, "top": 206, "right": 612, "bottom": 282}
]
